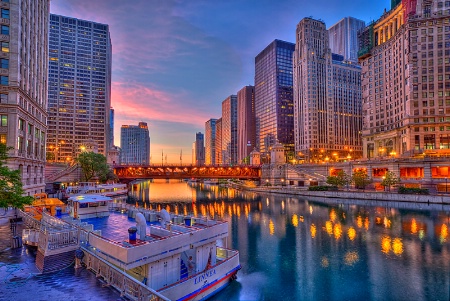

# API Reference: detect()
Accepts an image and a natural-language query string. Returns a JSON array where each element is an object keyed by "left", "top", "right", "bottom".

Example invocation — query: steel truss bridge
[{"left": 114, "top": 165, "right": 261, "bottom": 180}]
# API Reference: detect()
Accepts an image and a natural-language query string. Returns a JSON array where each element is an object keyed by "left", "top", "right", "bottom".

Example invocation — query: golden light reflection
[
  {"left": 392, "top": 238, "right": 403, "bottom": 255},
  {"left": 364, "top": 217, "right": 370, "bottom": 230},
  {"left": 321, "top": 257, "right": 329, "bottom": 268},
  {"left": 236, "top": 205, "right": 241, "bottom": 218},
  {"left": 381, "top": 235, "right": 391, "bottom": 254},
  {"left": 165, "top": 205, "right": 170, "bottom": 213},
  {"left": 300, "top": 215, "right": 304, "bottom": 223},
  {"left": 325, "top": 221, "right": 333, "bottom": 235},
  {"left": 411, "top": 218, "right": 418, "bottom": 234},
  {"left": 440, "top": 224, "right": 448, "bottom": 243},
  {"left": 292, "top": 214, "right": 299, "bottom": 227},
  {"left": 201, "top": 204, "right": 206, "bottom": 217},
  {"left": 330, "top": 209, "right": 337, "bottom": 222},
  {"left": 334, "top": 224, "right": 343, "bottom": 240},
  {"left": 356, "top": 216, "right": 363, "bottom": 228},
  {"left": 228, "top": 206, "right": 232, "bottom": 217},
  {"left": 269, "top": 219, "right": 275, "bottom": 236},
  {"left": 344, "top": 251, "right": 359, "bottom": 266},
  {"left": 383, "top": 217, "right": 391, "bottom": 228},
  {"left": 310, "top": 224, "right": 317, "bottom": 238},
  {"left": 348, "top": 227, "right": 356, "bottom": 241},
  {"left": 309, "top": 206, "right": 313, "bottom": 215}
]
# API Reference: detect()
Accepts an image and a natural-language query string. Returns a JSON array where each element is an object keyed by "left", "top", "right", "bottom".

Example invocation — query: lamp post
[
  {"left": 325, "top": 156, "right": 330, "bottom": 176},
  {"left": 281, "top": 178, "right": 285, "bottom": 187}
]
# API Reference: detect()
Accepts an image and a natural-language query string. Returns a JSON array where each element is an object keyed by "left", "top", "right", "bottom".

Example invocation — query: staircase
[
  {"left": 180, "top": 258, "right": 188, "bottom": 280},
  {"left": 36, "top": 249, "right": 75, "bottom": 273},
  {"left": 287, "top": 165, "right": 327, "bottom": 182},
  {"left": 45, "top": 163, "right": 80, "bottom": 183}
]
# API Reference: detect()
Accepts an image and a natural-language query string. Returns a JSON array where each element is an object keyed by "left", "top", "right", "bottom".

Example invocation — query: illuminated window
[
  {"left": 0, "top": 115, "right": 6, "bottom": 126},
  {"left": 0, "top": 134, "right": 6, "bottom": 144},
  {"left": 1, "top": 42, "right": 9, "bottom": 53}
]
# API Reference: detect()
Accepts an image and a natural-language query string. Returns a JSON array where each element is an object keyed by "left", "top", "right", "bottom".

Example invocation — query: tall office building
[
  {"left": 359, "top": 0, "right": 450, "bottom": 159},
  {"left": 237, "top": 85, "right": 255, "bottom": 164},
  {"left": 193, "top": 132, "right": 205, "bottom": 166},
  {"left": 328, "top": 17, "right": 366, "bottom": 63},
  {"left": 120, "top": 122, "right": 150, "bottom": 165},
  {"left": 0, "top": 0, "right": 50, "bottom": 195},
  {"left": 255, "top": 40, "right": 295, "bottom": 162},
  {"left": 294, "top": 18, "right": 362, "bottom": 162},
  {"left": 215, "top": 118, "right": 222, "bottom": 165},
  {"left": 109, "top": 107, "right": 115, "bottom": 148},
  {"left": 47, "top": 14, "right": 112, "bottom": 161},
  {"left": 221, "top": 95, "right": 237, "bottom": 165},
  {"left": 205, "top": 118, "right": 217, "bottom": 165}
]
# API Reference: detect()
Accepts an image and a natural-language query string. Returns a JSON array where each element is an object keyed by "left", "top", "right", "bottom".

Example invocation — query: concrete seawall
[{"left": 242, "top": 186, "right": 450, "bottom": 206}]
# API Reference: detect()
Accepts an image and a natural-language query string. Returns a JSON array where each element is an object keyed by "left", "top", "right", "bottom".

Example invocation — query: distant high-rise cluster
[
  {"left": 205, "top": 16, "right": 366, "bottom": 164},
  {"left": 192, "top": 132, "right": 205, "bottom": 165}
]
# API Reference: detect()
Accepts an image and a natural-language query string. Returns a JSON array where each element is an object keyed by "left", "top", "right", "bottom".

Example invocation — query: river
[{"left": 1, "top": 179, "right": 449, "bottom": 301}]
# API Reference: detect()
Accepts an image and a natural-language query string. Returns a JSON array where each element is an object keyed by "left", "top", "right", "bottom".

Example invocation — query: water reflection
[{"left": 128, "top": 180, "right": 450, "bottom": 301}]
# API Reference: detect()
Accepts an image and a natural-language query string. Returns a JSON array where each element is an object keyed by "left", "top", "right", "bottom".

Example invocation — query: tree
[
  {"left": 326, "top": 170, "right": 350, "bottom": 189},
  {"left": 352, "top": 170, "right": 372, "bottom": 190},
  {"left": 0, "top": 144, "right": 33, "bottom": 209},
  {"left": 76, "top": 152, "right": 111, "bottom": 182},
  {"left": 381, "top": 171, "right": 401, "bottom": 191}
]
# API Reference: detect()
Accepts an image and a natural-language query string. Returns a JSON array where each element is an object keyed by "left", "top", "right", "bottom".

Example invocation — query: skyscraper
[
  {"left": 294, "top": 18, "right": 362, "bottom": 162},
  {"left": 215, "top": 118, "right": 222, "bottom": 165},
  {"left": 255, "top": 40, "right": 295, "bottom": 162},
  {"left": 120, "top": 122, "right": 150, "bottom": 165},
  {"left": 1, "top": 0, "right": 50, "bottom": 195},
  {"left": 47, "top": 14, "right": 112, "bottom": 161},
  {"left": 358, "top": 0, "right": 450, "bottom": 159},
  {"left": 221, "top": 95, "right": 237, "bottom": 165},
  {"left": 328, "top": 17, "right": 366, "bottom": 63},
  {"left": 193, "top": 132, "right": 205, "bottom": 166},
  {"left": 205, "top": 119, "right": 217, "bottom": 165},
  {"left": 237, "top": 85, "right": 255, "bottom": 164}
]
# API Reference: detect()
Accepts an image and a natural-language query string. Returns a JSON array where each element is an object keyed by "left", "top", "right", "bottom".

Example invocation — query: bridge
[{"left": 114, "top": 165, "right": 261, "bottom": 180}]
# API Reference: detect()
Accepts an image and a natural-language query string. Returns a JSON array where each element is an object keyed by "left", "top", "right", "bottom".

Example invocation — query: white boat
[
  {"left": 67, "top": 194, "right": 112, "bottom": 219},
  {"left": 82, "top": 208, "right": 240, "bottom": 301},
  {"left": 65, "top": 182, "right": 128, "bottom": 197}
]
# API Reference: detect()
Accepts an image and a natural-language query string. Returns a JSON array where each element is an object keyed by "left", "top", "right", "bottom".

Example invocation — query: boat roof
[{"left": 68, "top": 194, "right": 113, "bottom": 203}]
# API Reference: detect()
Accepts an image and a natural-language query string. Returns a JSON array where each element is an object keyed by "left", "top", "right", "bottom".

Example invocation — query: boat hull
[{"left": 159, "top": 251, "right": 240, "bottom": 301}]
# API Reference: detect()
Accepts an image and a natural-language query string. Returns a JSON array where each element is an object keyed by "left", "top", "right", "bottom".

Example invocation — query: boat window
[
  {"left": 99, "top": 201, "right": 106, "bottom": 206},
  {"left": 79, "top": 203, "right": 88, "bottom": 208},
  {"left": 89, "top": 202, "right": 99, "bottom": 207}
]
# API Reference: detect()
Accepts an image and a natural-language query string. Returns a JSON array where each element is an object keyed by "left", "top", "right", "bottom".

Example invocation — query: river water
[{"left": 1, "top": 180, "right": 449, "bottom": 301}]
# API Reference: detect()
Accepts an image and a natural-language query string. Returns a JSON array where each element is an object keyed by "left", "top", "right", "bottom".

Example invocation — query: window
[
  {"left": 18, "top": 118, "right": 24, "bottom": 130},
  {"left": 1, "top": 9, "right": 9, "bottom": 19},
  {"left": 0, "top": 134, "right": 5, "bottom": 144},
  {"left": 0, "top": 115, "right": 6, "bottom": 126},
  {"left": 1, "top": 25, "right": 9, "bottom": 35},
  {"left": 17, "top": 137, "right": 23, "bottom": 153},
  {"left": 0, "top": 58, "right": 8, "bottom": 69},
  {"left": 0, "top": 76, "right": 7, "bottom": 85},
  {"left": 0, "top": 93, "right": 6, "bottom": 103},
  {"left": 1, "top": 42, "right": 8, "bottom": 52}
]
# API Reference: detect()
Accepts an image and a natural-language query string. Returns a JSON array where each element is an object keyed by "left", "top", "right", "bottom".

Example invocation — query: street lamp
[
  {"left": 281, "top": 178, "right": 285, "bottom": 187},
  {"left": 325, "top": 156, "right": 330, "bottom": 175}
]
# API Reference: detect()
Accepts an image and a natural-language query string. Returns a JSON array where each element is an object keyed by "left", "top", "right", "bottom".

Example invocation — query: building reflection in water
[{"left": 126, "top": 179, "right": 450, "bottom": 301}]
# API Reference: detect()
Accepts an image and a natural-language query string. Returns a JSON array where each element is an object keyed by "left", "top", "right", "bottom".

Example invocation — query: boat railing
[
  {"left": 82, "top": 247, "right": 170, "bottom": 301},
  {"left": 19, "top": 208, "right": 42, "bottom": 230}
]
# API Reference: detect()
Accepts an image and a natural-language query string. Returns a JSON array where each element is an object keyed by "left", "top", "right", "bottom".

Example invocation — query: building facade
[
  {"left": 294, "top": 18, "right": 362, "bottom": 163},
  {"left": 237, "top": 85, "right": 255, "bottom": 164},
  {"left": 120, "top": 122, "right": 150, "bottom": 165},
  {"left": 193, "top": 132, "right": 205, "bottom": 166},
  {"left": 47, "top": 14, "right": 112, "bottom": 162},
  {"left": 328, "top": 17, "right": 366, "bottom": 63},
  {"left": 255, "top": 39, "right": 295, "bottom": 162},
  {"left": 221, "top": 95, "right": 237, "bottom": 165},
  {"left": 1, "top": 0, "right": 50, "bottom": 195},
  {"left": 204, "top": 118, "right": 217, "bottom": 165},
  {"left": 358, "top": 0, "right": 450, "bottom": 159},
  {"left": 215, "top": 118, "right": 222, "bottom": 165}
]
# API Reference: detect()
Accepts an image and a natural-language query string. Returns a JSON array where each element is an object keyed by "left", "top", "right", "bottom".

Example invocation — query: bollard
[{"left": 128, "top": 227, "right": 137, "bottom": 243}]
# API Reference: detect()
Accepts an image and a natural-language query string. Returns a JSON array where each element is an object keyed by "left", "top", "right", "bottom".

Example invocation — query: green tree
[
  {"left": 381, "top": 170, "right": 401, "bottom": 191},
  {"left": 0, "top": 144, "right": 33, "bottom": 209},
  {"left": 76, "top": 152, "right": 111, "bottom": 182},
  {"left": 326, "top": 170, "right": 350, "bottom": 188},
  {"left": 352, "top": 169, "right": 372, "bottom": 190}
]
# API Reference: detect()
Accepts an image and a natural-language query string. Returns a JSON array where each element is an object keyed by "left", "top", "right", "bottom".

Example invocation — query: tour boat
[
  {"left": 79, "top": 207, "right": 241, "bottom": 301},
  {"left": 24, "top": 193, "right": 67, "bottom": 220},
  {"left": 67, "top": 194, "right": 112, "bottom": 219},
  {"left": 65, "top": 182, "right": 128, "bottom": 197}
]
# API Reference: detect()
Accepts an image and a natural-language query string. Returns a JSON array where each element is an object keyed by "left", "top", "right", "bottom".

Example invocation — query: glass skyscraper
[
  {"left": 48, "top": 14, "right": 112, "bottom": 161},
  {"left": 255, "top": 39, "right": 295, "bottom": 162},
  {"left": 221, "top": 95, "right": 237, "bottom": 165},
  {"left": 205, "top": 119, "right": 217, "bottom": 165},
  {"left": 120, "top": 122, "right": 150, "bottom": 165},
  {"left": 328, "top": 17, "right": 365, "bottom": 63}
]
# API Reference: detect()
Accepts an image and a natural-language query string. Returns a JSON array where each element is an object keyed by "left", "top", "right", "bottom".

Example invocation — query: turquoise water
[{"left": 1, "top": 180, "right": 449, "bottom": 301}]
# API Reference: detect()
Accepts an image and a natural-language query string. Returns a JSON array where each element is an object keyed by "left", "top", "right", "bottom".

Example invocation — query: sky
[{"left": 51, "top": 0, "right": 391, "bottom": 164}]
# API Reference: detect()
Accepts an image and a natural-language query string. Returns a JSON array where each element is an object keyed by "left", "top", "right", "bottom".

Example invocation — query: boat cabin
[{"left": 67, "top": 194, "right": 112, "bottom": 219}]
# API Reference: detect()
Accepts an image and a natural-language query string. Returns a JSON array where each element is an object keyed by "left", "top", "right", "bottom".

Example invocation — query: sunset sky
[{"left": 51, "top": 0, "right": 391, "bottom": 163}]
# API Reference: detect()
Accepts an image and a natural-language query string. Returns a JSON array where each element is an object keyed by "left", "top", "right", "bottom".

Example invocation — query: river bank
[{"left": 237, "top": 185, "right": 450, "bottom": 207}]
